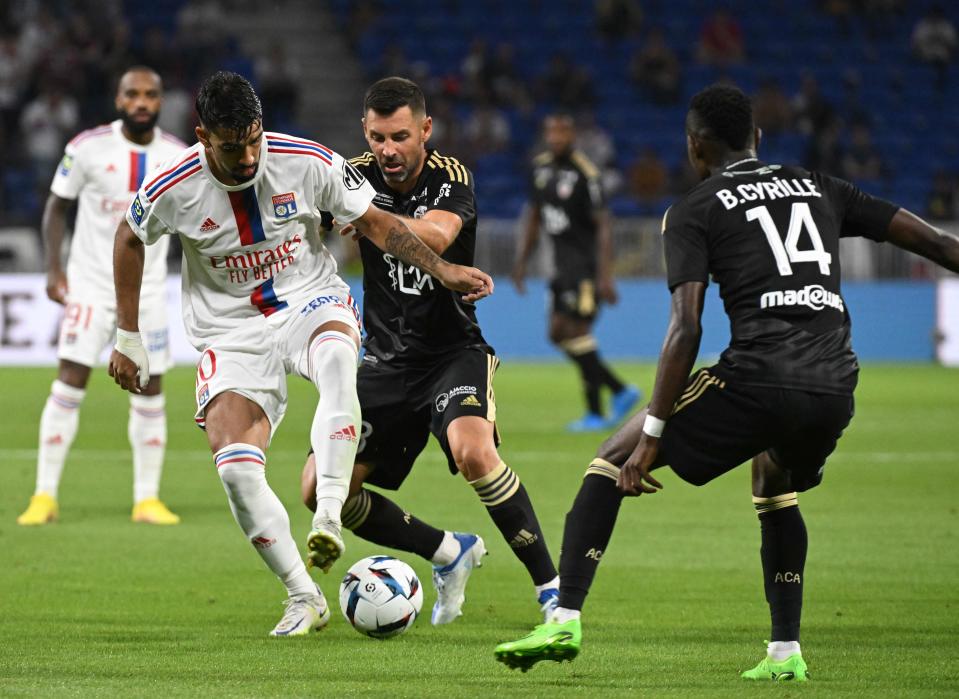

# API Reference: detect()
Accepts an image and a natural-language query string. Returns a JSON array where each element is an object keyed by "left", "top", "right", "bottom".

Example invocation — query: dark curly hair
[
  {"left": 195, "top": 71, "right": 262, "bottom": 134},
  {"left": 688, "top": 84, "right": 754, "bottom": 150},
  {"left": 364, "top": 76, "right": 426, "bottom": 116}
]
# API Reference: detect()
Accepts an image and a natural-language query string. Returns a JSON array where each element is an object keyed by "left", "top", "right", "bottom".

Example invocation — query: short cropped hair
[
  {"left": 195, "top": 71, "right": 262, "bottom": 134},
  {"left": 688, "top": 84, "right": 754, "bottom": 150},
  {"left": 364, "top": 77, "right": 426, "bottom": 116}
]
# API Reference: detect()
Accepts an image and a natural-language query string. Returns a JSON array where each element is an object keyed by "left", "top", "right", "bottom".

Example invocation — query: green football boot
[
  {"left": 741, "top": 653, "right": 809, "bottom": 682},
  {"left": 494, "top": 619, "right": 581, "bottom": 672}
]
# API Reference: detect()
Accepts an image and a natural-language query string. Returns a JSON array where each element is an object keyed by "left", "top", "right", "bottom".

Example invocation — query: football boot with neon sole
[
  {"left": 269, "top": 585, "right": 330, "bottom": 637},
  {"left": 741, "top": 653, "right": 809, "bottom": 682},
  {"left": 431, "top": 532, "right": 487, "bottom": 625},
  {"left": 494, "top": 618, "right": 582, "bottom": 672},
  {"left": 131, "top": 498, "right": 180, "bottom": 525},
  {"left": 306, "top": 518, "right": 345, "bottom": 573},
  {"left": 17, "top": 493, "right": 58, "bottom": 526}
]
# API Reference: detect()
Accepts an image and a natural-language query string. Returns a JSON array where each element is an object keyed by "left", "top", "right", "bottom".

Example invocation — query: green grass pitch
[{"left": 1, "top": 362, "right": 958, "bottom": 697}]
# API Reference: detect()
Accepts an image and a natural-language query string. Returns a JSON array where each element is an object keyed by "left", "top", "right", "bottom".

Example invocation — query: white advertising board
[
  {"left": 0, "top": 274, "right": 199, "bottom": 367},
  {"left": 938, "top": 277, "right": 959, "bottom": 367}
]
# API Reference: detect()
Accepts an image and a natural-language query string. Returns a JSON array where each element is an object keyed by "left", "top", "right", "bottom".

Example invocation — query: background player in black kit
[
  {"left": 301, "top": 77, "right": 559, "bottom": 625},
  {"left": 513, "top": 114, "right": 639, "bottom": 432},
  {"left": 495, "top": 84, "right": 959, "bottom": 678}
]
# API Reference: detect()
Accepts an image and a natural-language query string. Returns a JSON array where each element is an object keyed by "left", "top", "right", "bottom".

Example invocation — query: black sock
[
  {"left": 755, "top": 494, "right": 807, "bottom": 642},
  {"left": 343, "top": 488, "right": 445, "bottom": 561},
  {"left": 593, "top": 353, "right": 626, "bottom": 394},
  {"left": 471, "top": 462, "right": 557, "bottom": 586},
  {"left": 562, "top": 339, "right": 604, "bottom": 415},
  {"left": 558, "top": 462, "right": 625, "bottom": 611}
]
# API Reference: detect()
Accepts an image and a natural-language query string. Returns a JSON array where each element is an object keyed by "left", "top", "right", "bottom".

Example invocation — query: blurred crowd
[{"left": 1, "top": 0, "right": 958, "bottom": 230}]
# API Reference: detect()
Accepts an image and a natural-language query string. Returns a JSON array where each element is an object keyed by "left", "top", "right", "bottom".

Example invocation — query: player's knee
[
  {"left": 452, "top": 441, "right": 498, "bottom": 481},
  {"left": 595, "top": 435, "right": 627, "bottom": 467}
]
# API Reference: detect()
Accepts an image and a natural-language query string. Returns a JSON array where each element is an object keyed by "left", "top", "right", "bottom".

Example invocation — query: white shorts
[
  {"left": 57, "top": 292, "right": 171, "bottom": 374},
  {"left": 193, "top": 288, "right": 361, "bottom": 438}
]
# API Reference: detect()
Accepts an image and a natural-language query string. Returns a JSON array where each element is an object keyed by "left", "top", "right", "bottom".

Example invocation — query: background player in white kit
[
  {"left": 108, "top": 72, "right": 493, "bottom": 636},
  {"left": 18, "top": 66, "right": 183, "bottom": 527}
]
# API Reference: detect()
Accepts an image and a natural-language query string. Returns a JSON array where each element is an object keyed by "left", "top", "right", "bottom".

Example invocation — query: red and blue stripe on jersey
[
  {"left": 128, "top": 151, "right": 147, "bottom": 192},
  {"left": 228, "top": 187, "right": 266, "bottom": 245},
  {"left": 144, "top": 152, "right": 202, "bottom": 202},
  {"left": 266, "top": 133, "right": 333, "bottom": 165},
  {"left": 250, "top": 276, "right": 288, "bottom": 317}
]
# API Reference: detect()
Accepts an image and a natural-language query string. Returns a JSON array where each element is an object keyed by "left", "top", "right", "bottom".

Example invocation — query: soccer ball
[{"left": 339, "top": 555, "right": 423, "bottom": 638}]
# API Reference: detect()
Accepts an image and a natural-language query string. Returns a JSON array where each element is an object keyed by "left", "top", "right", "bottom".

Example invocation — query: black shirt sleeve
[
  {"left": 818, "top": 173, "right": 899, "bottom": 242},
  {"left": 662, "top": 200, "right": 710, "bottom": 291},
  {"left": 427, "top": 167, "right": 476, "bottom": 227}
]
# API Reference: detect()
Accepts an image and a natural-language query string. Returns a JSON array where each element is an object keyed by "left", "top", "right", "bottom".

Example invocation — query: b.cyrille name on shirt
[
  {"left": 716, "top": 178, "right": 821, "bottom": 210},
  {"left": 209, "top": 233, "right": 302, "bottom": 284}
]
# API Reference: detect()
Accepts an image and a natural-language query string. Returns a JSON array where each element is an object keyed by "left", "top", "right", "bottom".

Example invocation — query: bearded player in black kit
[
  {"left": 495, "top": 84, "right": 959, "bottom": 679},
  {"left": 301, "top": 77, "right": 559, "bottom": 625}
]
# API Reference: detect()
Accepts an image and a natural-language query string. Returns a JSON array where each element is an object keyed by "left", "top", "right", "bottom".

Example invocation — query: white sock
[
  {"left": 430, "top": 531, "right": 460, "bottom": 566},
  {"left": 35, "top": 380, "right": 85, "bottom": 498},
  {"left": 551, "top": 606, "right": 581, "bottom": 623},
  {"left": 129, "top": 393, "right": 166, "bottom": 503},
  {"left": 307, "top": 331, "right": 360, "bottom": 527},
  {"left": 535, "top": 575, "right": 560, "bottom": 596},
  {"left": 767, "top": 640, "right": 801, "bottom": 661},
  {"left": 214, "top": 443, "right": 315, "bottom": 598}
]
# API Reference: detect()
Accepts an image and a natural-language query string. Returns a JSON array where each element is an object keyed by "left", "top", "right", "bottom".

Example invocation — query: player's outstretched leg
[
  {"left": 743, "top": 452, "right": 809, "bottom": 681},
  {"left": 305, "top": 330, "right": 361, "bottom": 573},
  {"left": 128, "top": 390, "right": 179, "bottom": 525},
  {"left": 495, "top": 459, "right": 624, "bottom": 670},
  {"left": 18, "top": 379, "right": 85, "bottom": 525}
]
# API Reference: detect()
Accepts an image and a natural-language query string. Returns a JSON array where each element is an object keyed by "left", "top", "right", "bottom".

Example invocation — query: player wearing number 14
[{"left": 495, "top": 84, "right": 959, "bottom": 677}]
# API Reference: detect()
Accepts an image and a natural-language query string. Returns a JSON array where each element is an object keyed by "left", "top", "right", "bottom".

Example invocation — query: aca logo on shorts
[
  {"left": 435, "top": 392, "right": 449, "bottom": 413},
  {"left": 272, "top": 192, "right": 297, "bottom": 219}
]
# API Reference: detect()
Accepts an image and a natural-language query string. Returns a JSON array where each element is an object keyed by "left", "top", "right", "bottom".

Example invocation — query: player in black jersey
[
  {"left": 495, "top": 84, "right": 959, "bottom": 678},
  {"left": 513, "top": 113, "right": 639, "bottom": 432},
  {"left": 300, "top": 77, "right": 559, "bottom": 625}
]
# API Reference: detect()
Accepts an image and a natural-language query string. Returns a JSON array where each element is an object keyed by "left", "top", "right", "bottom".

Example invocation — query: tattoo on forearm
[{"left": 385, "top": 224, "right": 443, "bottom": 274}]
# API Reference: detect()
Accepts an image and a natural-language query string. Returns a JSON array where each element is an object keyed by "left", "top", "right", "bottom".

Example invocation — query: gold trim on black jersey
[
  {"left": 349, "top": 152, "right": 376, "bottom": 167},
  {"left": 671, "top": 369, "right": 726, "bottom": 415},
  {"left": 570, "top": 150, "right": 600, "bottom": 180},
  {"left": 429, "top": 151, "right": 469, "bottom": 184}
]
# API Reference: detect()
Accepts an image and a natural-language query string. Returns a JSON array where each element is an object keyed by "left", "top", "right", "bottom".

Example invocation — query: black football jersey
[
  {"left": 529, "top": 149, "right": 605, "bottom": 280},
  {"left": 663, "top": 159, "right": 899, "bottom": 395},
  {"left": 349, "top": 149, "right": 491, "bottom": 364}
]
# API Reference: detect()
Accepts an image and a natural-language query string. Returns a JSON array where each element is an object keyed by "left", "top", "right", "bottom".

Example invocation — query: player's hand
[
  {"left": 108, "top": 329, "right": 149, "bottom": 393},
  {"left": 46, "top": 268, "right": 68, "bottom": 305},
  {"left": 511, "top": 264, "right": 526, "bottom": 294},
  {"left": 617, "top": 433, "right": 663, "bottom": 496},
  {"left": 436, "top": 262, "right": 494, "bottom": 302},
  {"left": 598, "top": 275, "right": 619, "bottom": 305}
]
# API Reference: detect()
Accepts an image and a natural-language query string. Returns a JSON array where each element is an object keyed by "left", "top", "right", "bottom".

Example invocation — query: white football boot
[
  {"left": 431, "top": 532, "right": 487, "bottom": 625},
  {"left": 269, "top": 585, "right": 330, "bottom": 637}
]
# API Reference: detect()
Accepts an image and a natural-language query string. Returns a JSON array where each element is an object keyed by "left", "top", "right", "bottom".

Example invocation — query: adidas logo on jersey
[
  {"left": 330, "top": 425, "right": 358, "bottom": 442},
  {"left": 199, "top": 217, "right": 220, "bottom": 232},
  {"left": 460, "top": 395, "right": 482, "bottom": 407}
]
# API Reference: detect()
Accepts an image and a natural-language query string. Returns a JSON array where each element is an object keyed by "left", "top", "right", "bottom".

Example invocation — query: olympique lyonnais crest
[{"left": 272, "top": 192, "right": 297, "bottom": 219}]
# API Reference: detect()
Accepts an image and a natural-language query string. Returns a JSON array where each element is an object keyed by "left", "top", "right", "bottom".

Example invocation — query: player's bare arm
[
  {"left": 342, "top": 208, "right": 463, "bottom": 254},
  {"left": 107, "top": 220, "right": 148, "bottom": 393},
  {"left": 618, "top": 281, "right": 705, "bottom": 496},
  {"left": 511, "top": 203, "right": 541, "bottom": 294},
  {"left": 885, "top": 209, "right": 959, "bottom": 272},
  {"left": 595, "top": 208, "right": 618, "bottom": 304},
  {"left": 41, "top": 193, "right": 73, "bottom": 304},
  {"left": 354, "top": 205, "right": 493, "bottom": 301}
]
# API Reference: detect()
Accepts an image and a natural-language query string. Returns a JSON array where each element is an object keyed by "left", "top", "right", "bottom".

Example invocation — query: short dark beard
[
  {"left": 231, "top": 164, "right": 259, "bottom": 183},
  {"left": 119, "top": 109, "right": 158, "bottom": 135}
]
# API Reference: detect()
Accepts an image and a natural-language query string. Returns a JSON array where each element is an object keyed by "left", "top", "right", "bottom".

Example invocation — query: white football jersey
[
  {"left": 51, "top": 120, "right": 186, "bottom": 302},
  {"left": 126, "top": 131, "right": 376, "bottom": 350}
]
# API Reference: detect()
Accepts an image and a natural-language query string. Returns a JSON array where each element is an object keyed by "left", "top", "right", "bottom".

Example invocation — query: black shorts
[
  {"left": 654, "top": 367, "right": 855, "bottom": 491},
  {"left": 354, "top": 349, "right": 501, "bottom": 490},
  {"left": 549, "top": 278, "right": 598, "bottom": 321}
]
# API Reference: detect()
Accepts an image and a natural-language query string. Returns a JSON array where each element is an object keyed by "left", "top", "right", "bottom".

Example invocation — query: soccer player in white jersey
[
  {"left": 108, "top": 72, "right": 493, "bottom": 636},
  {"left": 17, "top": 67, "right": 183, "bottom": 527}
]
